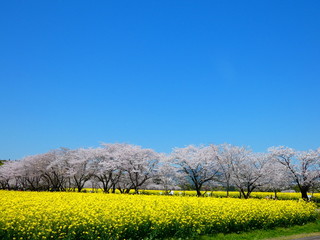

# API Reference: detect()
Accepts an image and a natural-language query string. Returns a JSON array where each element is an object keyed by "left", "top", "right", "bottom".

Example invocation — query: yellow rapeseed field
[
  {"left": 139, "top": 190, "right": 320, "bottom": 200},
  {"left": 0, "top": 190, "right": 317, "bottom": 239}
]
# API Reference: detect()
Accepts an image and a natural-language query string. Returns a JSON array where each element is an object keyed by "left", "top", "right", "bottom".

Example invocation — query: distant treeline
[{"left": 0, "top": 143, "right": 319, "bottom": 200}]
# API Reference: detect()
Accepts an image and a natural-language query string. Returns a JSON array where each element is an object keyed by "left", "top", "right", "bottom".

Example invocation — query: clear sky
[{"left": 1, "top": 1, "right": 320, "bottom": 159}]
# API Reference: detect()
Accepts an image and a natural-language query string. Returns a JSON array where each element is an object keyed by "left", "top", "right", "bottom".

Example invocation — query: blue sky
[{"left": 1, "top": 1, "right": 320, "bottom": 159}]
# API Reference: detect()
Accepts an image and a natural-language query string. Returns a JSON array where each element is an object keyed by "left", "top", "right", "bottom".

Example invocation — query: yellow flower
[{"left": 0, "top": 190, "right": 317, "bottom": 239}]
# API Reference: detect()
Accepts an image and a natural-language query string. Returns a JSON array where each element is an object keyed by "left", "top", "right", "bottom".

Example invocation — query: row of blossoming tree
[{"left": 0, "top": 143, "right": 319, "bottom": 199}]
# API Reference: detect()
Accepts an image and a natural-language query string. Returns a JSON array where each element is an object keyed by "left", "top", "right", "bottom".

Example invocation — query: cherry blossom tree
[
  {"left": 93, "top": 143, "right": 160, "bottom": 194},
  {"left": 92, "top": 145, "right": 124, "bottom": 193},
  {"left": 230, "top": 149, "right": 270, "bottom": 199},
  {"left": 269, "top": 146, "right": 320, "bottom": 200},
  {"left": 37, "top": 148, "right": 70, "bottom": 191},
  {"left": 154, "top": 155, "right": 178, "bottom": 194},
  {"left": 114, "top": 143, "right": 159, "bottom": 193},
  {"left": 262, "top": 158, "right": 292, "bottom": 199},
  {"left": 0, "top": 160, "right": 18, "bottom": 189},
  {"left": 170, "top": 145, "right": 219, "bottom": 197},
  {"left": 216, "top": 144, "right": 237, "bottom": 197},
  {"left": 15, "top": 155, "right": 45, "bottom": 190},
  {"left": 2, "top": 142, "right": 320, "bottom": 200},
  {"left": 62, "top": 148, "right": 96, "bottom": 192},
  {"left": 5, "top": 154, "right": 52, "bottom": 191}
]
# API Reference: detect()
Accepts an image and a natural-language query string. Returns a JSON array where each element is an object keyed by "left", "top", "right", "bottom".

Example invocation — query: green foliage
[
  {"left": 195, "top": 219, "right": 320, "bottom": 240},
  {"left": 0, "top": 160, "right": 6, "bottom": 166}
]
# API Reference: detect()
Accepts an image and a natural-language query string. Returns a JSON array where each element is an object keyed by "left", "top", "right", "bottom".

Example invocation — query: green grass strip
[{"left": 192, "top": 219, "right": 320, "bottom": 240}]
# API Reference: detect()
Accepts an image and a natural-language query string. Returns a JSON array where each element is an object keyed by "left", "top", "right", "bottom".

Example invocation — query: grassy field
[{"left": 196, "top": 219, "right": 320, "bottom": 240}]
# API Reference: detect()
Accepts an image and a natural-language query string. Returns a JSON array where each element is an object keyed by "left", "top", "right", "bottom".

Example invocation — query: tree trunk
[
  {"left": 196, "top": 189, "right": 202, "bottom": 197},
  {"left": 242, "top": 189, "right": 249, "bottom": 199},
  {"left": 226, "top": 182, "right": 230, "bottom": 197},
  {"left": 125, "top": 188, "right": 131, "bottom": 194},
  {"left": 300, "top": 186, "right": 309, "bottom": 200},
  {"left": 111, "top": 184, "right": 116, "bottom": 193}
]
